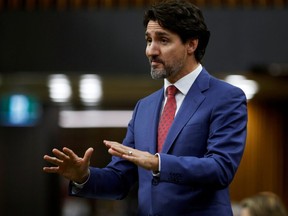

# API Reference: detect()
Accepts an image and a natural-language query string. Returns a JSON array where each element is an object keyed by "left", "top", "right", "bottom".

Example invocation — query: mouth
[
  {"left": 151, "top": 61, "right": 161, "bottom": 67},
  {"left": 150, "top": 58, "right": 164, "bottom": 67}
]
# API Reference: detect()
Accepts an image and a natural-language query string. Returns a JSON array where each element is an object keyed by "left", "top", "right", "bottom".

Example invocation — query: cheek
[
  {"left": 166, "top": 49, "right": 186, "bottom": 64},
  {"left": 145, "top": 47, "right": 149, "bottom": 57}
]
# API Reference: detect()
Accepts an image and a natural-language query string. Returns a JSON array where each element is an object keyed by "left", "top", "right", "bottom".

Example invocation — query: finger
[
  {"left": 104, "top": 140, "right": 136, "bottom": 156},
  {"left": 122, "top": 154, "right": 136, "bottom": 161},
  {"left": 112, "top": 145, "right": 135, "bottom": 156},
  {"left": 108, "top": 148, "right": 126, "bottom": 158},
  {"left": 104, "top": 140, "right": 112, "bottom": 149},
  {"left": 110, "top": 145, "right": 127, "bottom": 155},
  {"left": 83, "top": 148, "right": 94, "bottom": 164},
  {"left": 43, "top": 155, "right": 63, "bottom": 166},
  {"left": 105, "top": 140, "right": 123, "bottom": 149},
  {"left": 43, "top": 166, "right": 60, "bottom": 173},
  {"left": 104, "top": 140, "right": 122, "bottom": 153},
  {"left": 52, "top": 148, "right": 69, "bottom": 160},
  {"left": 62, "top": 147, "right": 78, "bottom": 161}
]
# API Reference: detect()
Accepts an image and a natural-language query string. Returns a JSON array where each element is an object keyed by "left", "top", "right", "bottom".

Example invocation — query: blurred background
[{"left": 0, "top": 0, "right": 288, "bottom": 215}]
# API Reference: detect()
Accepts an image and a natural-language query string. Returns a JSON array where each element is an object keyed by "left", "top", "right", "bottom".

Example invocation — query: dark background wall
[
  {"left": 1, "top": 7, "right": 288, "bottom": 216},
  {"left": 0, "top": 8, "right": 287, "bottom": 74},
  {"left": 0, "top": 106, "right": 61, "bottom": 216}
]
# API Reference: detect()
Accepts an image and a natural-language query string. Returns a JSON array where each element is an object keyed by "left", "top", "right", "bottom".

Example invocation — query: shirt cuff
[
  {"left": 152, "top": 153, "right": 161, "bottom": 177},
  {"left": 72, "top": 169, "right": 90, "bottom": 189}
]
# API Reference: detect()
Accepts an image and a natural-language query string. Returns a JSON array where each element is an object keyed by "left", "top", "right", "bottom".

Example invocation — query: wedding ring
[{"left": 128, "top": 150, "right": 133, "bottom": 155}]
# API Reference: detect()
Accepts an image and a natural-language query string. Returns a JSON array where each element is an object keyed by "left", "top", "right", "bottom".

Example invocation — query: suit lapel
[
  {"left": 161, "top": 70, "right": 210, "bottom": 153},
  {"left": 149, "top": 89, "right": 165, "bottom": 154}
]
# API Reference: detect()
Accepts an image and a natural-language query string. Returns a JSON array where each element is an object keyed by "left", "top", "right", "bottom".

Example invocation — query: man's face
[{"left": 145, "top": 21, "right": 189, "bottom": 82}]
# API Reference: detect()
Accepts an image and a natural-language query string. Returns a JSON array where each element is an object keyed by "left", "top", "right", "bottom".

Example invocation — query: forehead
[{"left": 145, "top": 20, "right": 173, "bottom": 37}]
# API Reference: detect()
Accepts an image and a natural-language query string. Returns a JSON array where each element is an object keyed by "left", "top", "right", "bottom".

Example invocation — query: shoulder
[
  {"left": 138, "top": 88, "right": 163, "bottom": 103},
  {"left": 131, "top": 88, "right": 163, "bottom": 114},
  {"left": 199, "top": 68, "right": 246, "bottom": 97}
]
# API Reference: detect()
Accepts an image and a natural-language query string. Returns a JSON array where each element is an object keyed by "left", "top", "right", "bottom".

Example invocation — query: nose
[{"left": 146, "top": 42, "right": 160, "bottom": 57}]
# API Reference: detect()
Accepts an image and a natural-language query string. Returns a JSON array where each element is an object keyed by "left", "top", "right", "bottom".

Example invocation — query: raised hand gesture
[{"left": 43, "top": 147, "right": 94, "bottom": 183}]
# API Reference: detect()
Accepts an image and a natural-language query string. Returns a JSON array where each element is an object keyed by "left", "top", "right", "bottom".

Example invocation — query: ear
[{"left": 187, "top": 38, "right": 199, "bottom": 54}]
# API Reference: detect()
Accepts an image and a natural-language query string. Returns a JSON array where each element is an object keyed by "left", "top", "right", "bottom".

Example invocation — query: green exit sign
[{"left": 0, "top": 94, "right": 41, "bottom": 127}]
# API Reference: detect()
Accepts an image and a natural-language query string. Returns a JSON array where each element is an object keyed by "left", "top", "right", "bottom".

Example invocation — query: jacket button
[{"left": 152, "top": 178, "right": 159, "bottom": 186}]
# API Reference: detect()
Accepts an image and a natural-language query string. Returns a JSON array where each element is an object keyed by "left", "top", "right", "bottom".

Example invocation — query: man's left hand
[{"left": 104, "top": 140, "right": 159, "bottom": 172}]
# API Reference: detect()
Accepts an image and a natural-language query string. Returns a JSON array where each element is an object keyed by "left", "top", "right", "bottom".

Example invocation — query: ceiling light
[
  {"left": 47, "top": 74, "right": 72, "bottom": 103},
  {"left": 79, "top": 74, "right": 102, "bottom": 106},
  {"left": 224, "top": 75, "right": 259, "bottom": 100}
]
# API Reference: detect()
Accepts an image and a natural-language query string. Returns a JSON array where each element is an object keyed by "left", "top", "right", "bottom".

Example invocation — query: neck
[{"left": 167, "top": 62, "right": 200, "bottom": 84}]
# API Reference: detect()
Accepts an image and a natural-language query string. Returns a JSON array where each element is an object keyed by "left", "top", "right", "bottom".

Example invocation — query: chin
[{"left": 151, "top": 70, "right": 167, "bottom": 80}]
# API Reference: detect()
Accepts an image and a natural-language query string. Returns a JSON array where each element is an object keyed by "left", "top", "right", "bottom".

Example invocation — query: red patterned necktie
[{"left": 157, "top": 85, "right": 178, "bottom": 152}]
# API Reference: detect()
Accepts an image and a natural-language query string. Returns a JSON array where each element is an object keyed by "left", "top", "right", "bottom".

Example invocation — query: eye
[
  {"left": 145, "top": 37, "right": 152, "bottom": 45},
  {"left": 160, "top": 37, "right": 169, "bottom": 44}
]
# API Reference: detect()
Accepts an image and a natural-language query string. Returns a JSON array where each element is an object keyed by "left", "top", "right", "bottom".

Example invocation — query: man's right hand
[{"left": 43, "top": 147, "right": 94, "bottom": 184}]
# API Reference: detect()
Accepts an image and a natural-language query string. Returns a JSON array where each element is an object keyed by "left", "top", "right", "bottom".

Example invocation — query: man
[{"left": 43, "top": 0, "right": 247, "bottom": 215}]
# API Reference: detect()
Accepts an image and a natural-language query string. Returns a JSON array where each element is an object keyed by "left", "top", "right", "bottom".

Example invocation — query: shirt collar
[{"left": 164, "top": 64, "right": 203, "bottom": 96}]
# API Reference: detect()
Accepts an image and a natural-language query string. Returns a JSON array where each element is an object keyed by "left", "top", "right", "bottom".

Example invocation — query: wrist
[{"left": 76, "top": 169, "right": 90, "bottom": 184}]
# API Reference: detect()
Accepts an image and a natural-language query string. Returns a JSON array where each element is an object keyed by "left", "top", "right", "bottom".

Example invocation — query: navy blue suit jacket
[{"left": 70, "top": 68, "right": 247, "bottom": 216}]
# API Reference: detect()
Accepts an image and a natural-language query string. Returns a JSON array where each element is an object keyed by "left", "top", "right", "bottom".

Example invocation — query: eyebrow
[{"left": 145, "top": 31, "right": 170, "bottom": 38}]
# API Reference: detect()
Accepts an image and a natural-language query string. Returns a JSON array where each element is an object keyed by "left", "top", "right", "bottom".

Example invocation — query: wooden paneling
[
  {"left": 0, "top": 0, "right": 287, "bottom": 11},
  {"left": 282, "top": 104, "right": 288, "bottom": 209},
  {"left": 230, "top": 101, "right": 286, "bottom": 205}
]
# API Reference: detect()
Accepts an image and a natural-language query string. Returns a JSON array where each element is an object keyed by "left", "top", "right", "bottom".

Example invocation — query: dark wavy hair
[{"left": 143, "top": 0, "right": 210, "bottom": 62}]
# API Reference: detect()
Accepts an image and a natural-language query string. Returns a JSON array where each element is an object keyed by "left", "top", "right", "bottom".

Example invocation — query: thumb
[{"left": 83, "top": 147, "right": 94, "bottom": 163}]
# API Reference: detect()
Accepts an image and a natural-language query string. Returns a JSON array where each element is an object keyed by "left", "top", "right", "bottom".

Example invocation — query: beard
[{"left": 150, "top": 58, "right": 184, "bottom": 80}]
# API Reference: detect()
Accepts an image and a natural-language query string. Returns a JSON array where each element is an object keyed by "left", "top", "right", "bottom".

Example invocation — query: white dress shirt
[
  {"left": 162, "top": 64, "right": 203, "bottom": 115},
  {"left": 154, "top": 64, "right": 203, "bottom": 176}
]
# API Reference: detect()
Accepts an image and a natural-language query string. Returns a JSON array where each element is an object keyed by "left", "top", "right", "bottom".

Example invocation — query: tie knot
[{"left": 166, "top": 85, "right": 178, "bottom": 96}]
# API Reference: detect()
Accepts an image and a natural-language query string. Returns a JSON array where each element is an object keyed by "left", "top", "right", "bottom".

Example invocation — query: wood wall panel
[
  {"left": 230, "top": 101, "right": 285, "bottom": 205},
  {"left": 0, "top": 0, "right": 287, "bottom": 10}
]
